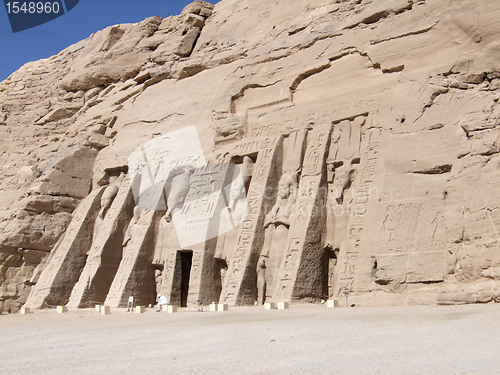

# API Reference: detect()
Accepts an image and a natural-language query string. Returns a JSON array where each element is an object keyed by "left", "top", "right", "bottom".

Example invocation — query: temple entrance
[
  {"left": 170, "top": 250, "right": 193, "bottom": 307},
  {"left": 179, "top": 251, "right": 192, "bottom": 307}
]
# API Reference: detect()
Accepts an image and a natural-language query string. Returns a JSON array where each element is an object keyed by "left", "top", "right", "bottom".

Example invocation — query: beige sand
[{"left": 0, "top": 303, "right": 499, "bottom": 374}]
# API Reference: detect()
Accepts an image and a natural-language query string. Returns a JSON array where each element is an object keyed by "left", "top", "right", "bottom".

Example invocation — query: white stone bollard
[
  {"left": 209, "top": 303, "right": 218, "bottom": 312},
  {"left": 217, "top": 303, "right": 228, "bottom": 312},
  {"left": 327, "top": 299, "right": 339, "bottom": 308},
  {"left": 101, "top": 306, "right": 110, "bottom": 315},
  {"left": 135, "top": 306, "right": 145, "bottom": 314},
  {"left": 277, "top": 302, "right": 289, "bottom": 310},
  {"left": 95, "top": 305, "right": 101, "bottom": 313},
  {"left": 166, "top": 305, "right": 177, "bottom": 313},
  {"left": 264, "top": 302, "right": 276, "bottom": 310},
  {"left": 20, "top": 307, "right": 31, "bottom": 314},
  {"left": 57, "top": 306, "right": 68, "bottom": 314}
]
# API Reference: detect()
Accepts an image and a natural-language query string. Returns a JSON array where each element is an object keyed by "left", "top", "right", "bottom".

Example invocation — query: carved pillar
[
  {"left": 158, "top": 162, "right": 233, "bottom": 306},
  {"left": 24, "top": 187, "right": 105, "bottom": 309},
  {"left": 259, "top": 130, "right": 307, "bottom": 300},
  {"left": 67, "top": 176, "right": 135, "bottom": 308},
  {"left": 220, "top": 135, "right": 283, "bottom": 305},
  {"left": 213, "top": 160, "right": 252, "bottom": 301},
  {"left": 334, "top": 120, "right": 384, "bottom": 297},
  {"left": 156, "top": 169, "right": 195, "bottom": 305},
  {"left": 159, "top": 225, "right": 182, "bottom": 304},
  {"left": 181, "top": 162, "right": 232, "bottom": 305},
  {"left": 104, "top": 207, "right": 158, "bottom": 308},
  {"left": 214, "top": 157, "right": 254, "bottom": 264},
  {"left": 272, "top": 124, "right": 333, "bottom": 302}
]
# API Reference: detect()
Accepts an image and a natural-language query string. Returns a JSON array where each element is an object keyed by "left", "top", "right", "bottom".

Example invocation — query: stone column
[
  {"left": 272, "top": 124, "right": 332, "bottom": 302},
  {"left": 220, "top": 135, "right": 283, "bottom": 305},
  {"left": 104, "top": 208, "right": 158, "bottom": 308},
  {"left": 24, "top": 187, "right": 105, "bottom": 309},
  {"left": 67, "top": 176, "right": 135, "bottom": 308}
]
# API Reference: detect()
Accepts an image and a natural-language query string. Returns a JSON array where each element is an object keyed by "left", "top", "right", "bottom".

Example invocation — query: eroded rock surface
[{"left": 1, "top": 0, "right": 500, "bottom": 311}]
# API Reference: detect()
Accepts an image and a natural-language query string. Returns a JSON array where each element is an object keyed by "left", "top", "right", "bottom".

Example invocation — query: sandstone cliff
[{"left": 1, "top": 0, "right": 500, "bottom": 312}]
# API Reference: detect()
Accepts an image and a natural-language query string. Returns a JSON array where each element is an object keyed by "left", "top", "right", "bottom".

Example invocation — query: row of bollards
[
  {"left": 16, "top": 298, "right": 342, "bottom": 315},
  {"left": 264, "top": 302, "right": 289, "bottom": 310},
  {"left": 161, "top": 305, "right": 177, "bottom": 313},
  {"left": 20, "top": 306, "right": 68, "bottom": 314},
  {"left": 17, "top": 305, "right": 178, "bottom": 315},
  {"left": 95, "top": 304, "right": 178, "bottom": 314},
  {"left": 209, "top": 303, "right": 228, "bottom": 312}
]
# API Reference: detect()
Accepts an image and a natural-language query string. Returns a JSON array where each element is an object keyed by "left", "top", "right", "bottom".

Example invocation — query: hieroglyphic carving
[
  {"left": 259, "top": 130, "right": 307, "bottom": 300},
  {"left": 128, "top": 126, "right": 205, "bottom": 212},
  {"left": 234, "top": 139, "right": 261, "bottom": 156},
  {"left": 216, "top": 135, "right": 276, "bottom": 163},
  {"left": 377, "top": 241, "right": 448, "bottom": 255},
  {"left": 373, "top": 198, "right": 447, "bottom": 284},
  {"left": 336, "top": 120, "right": 384, "bottom": 294},
  {"left": 178, "top": 165, "right": 225, "bottom": 233},
  {"left": 215, "top": 158, "right": 253, "bottom": 264},
  {"left": 220, "top": 136, "right": 282, "bottom": 305},
  {"left": 178, "top": 162, "right": 230, "bottom": 305},
  {"left": 248, "top": 96, "right": 385, "bottom": 138},
  {"left": 320, "top": 116, "right": 367, "bottom": 297},
  {"left": 379, "top": 201, "right": 423, "bottom": 244},
  {"left": 271, "top": 124, "right": 332, "bottom": 301},
  {"left": 158, "top": 167, "right": 203, "bottom": 301},
  {"left": 161, "top": 249, "right": 178, "bottom": 297},
  {"left": 324, "top": 116, "right": 365, "bottom": 253}
]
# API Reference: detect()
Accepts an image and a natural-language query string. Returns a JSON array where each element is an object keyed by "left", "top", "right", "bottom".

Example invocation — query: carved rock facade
[{"left": 1, "top": 0, "right": 500, "bottom": 311}]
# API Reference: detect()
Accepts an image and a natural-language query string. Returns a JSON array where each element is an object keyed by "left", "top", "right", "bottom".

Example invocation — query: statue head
[
  {"left": 229, "top": 169, "right": 246, "bottom": 204},
  {"left": 167, "top": 169, "right": 192, "bottom": 210},
  {"left": 132, "top": 206, "right": 141, "bottom": 222},
  {"left": 278, "top": 172, "right": 297, "bottom": 199},
  {"left": 241, "top": 156, "right": 254, "bottom": 188},
  {"left": 99, "top": 184, "right": 119, "bottom": 218}
]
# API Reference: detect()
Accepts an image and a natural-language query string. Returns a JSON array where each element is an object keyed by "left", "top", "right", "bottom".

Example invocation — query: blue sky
[{"left": 0, "top": 0, "right": 219, "bottom": 82}]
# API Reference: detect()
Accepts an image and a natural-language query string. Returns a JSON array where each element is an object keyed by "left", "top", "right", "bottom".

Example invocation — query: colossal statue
[{"left": 258, "top": 130, "right": 306, "bottom": 301}]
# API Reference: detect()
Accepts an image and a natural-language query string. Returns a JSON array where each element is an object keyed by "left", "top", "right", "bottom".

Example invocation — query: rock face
[{"left": 1, "top": 0, "right": 500, "bottom": 311}]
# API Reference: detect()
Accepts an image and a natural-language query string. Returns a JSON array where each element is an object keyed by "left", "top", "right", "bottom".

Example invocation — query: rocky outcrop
[{"left": 1, "top": 0, "right": 500, "bottom": 311}]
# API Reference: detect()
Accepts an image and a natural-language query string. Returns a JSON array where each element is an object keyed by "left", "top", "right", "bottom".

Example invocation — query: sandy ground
[{"left": 0, "top": 303, "right": 499, "bottom": 375}]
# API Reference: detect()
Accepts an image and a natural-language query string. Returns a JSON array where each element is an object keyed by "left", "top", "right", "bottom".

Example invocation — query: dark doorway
[{"left": 179, "top": 251, "right": 193, "bottom": 307}]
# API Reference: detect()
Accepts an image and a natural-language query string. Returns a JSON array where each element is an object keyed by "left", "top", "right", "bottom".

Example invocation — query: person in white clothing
[{"left": 157, "top": 293, "right": 169, "bottom": 311}]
